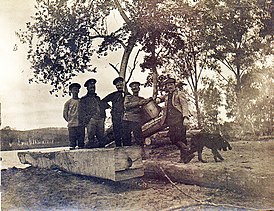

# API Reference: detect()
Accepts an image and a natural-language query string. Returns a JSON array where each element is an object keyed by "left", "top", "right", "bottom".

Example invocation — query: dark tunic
[
  {"left": 123, "top": 94, "right": 144, "bottom": 122},
  {"left": 102, "top": 91, "right": 125, "bottom": 146},
  {"left": 79, "top": 92, "right": 109, "bottom": 148},
  {"left": 79, "top": 93, "right": 102, "bottom": 125},
  {"left": 122, "top": 94, "right": 145, "bottom": 146},
  {"left": 102, "top": 91, "right": 124, "bottom": 115}
]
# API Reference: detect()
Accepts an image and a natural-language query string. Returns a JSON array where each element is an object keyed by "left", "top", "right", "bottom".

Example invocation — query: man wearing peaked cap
[
  {"left": 102, "top": 77, "right": 125, "bottom": 147},
  {"left": 112, "top": 77, "right": 124, "bottom": 85},
  {"left": 155, "top": 77, "right": 194, "bottom": 164},
  {"left": 123, "top": 81, "right": 150, "bottom": 158},
  {"left": 63, "top": 82, "right": 85, "bottom": 150},
  {"left": 129, "top": 81, "right": 141, "bottom": 87},
  {"left": 84, "top": 78, "right": 96, "bottom": 87},
  {"left": 69, "top": 83, "right": 81, "bottom": 90},
  {"left": 79, "top": 78, "right": 108, "bottom": 148}
]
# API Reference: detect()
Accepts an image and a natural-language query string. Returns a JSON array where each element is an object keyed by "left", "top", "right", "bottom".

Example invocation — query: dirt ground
[{"left": 1, "top": 139, "right": 274, "bottom": 210}]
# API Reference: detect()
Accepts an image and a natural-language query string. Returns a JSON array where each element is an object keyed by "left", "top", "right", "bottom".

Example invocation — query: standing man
[
  {"left": 123, "top": 82, "right": 150, "bottom": 157},
  {"left": 79, "top": 78, "right": 107, "bottom": 148},
  {"left": 155, "top": 78, "right": 195, "bottom": 163},
  {"left": 102, "top": 77, "right": 125, "bottom": 147},
  {"left": 63, "top": 83, "right": 85, "bottom": 150}
]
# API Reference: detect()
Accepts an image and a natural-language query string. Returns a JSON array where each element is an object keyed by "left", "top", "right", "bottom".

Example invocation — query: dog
[{"left": 189, "top": 132, "right": 232, "bottom": 163}]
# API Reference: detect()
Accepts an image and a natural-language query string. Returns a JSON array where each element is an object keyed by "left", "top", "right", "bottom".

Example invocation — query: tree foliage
[
  {"left": 198, "top": 0, "right": 273, "bottom": 93},
  {"left": 199, "top": 78, "right": 223, "bottom": 132},
  {"left": 225, "top": 65, "right": 274, "bottom": 135},
  {"left": 17, "top": 0, "right": 117, "bottom": 95},
  {"left": 16, "top": 0, "right": 273, "bottom": 136},
  {"left": 170, "top": 4, "right": 219, "bottom": 128},
  {"left": 17, "top": 0, "right": 192, "bottom": 96},
  {"left": 127, "top": 0, "right": 188, "bottom": 97}
]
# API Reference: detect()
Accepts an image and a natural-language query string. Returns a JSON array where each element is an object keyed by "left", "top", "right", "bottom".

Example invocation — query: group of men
[{"left": 63, "top": 76, "right": 195, "bottom": 164}]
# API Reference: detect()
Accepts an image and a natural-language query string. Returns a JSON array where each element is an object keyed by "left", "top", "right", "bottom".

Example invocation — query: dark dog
[{"left": 189, "top": 132, "right": 232, "bottom": 163}]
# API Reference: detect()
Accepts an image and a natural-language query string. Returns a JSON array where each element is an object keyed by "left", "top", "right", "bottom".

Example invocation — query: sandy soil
[{"left": 1, "top": 140, "right": 274, "bottom": 210}]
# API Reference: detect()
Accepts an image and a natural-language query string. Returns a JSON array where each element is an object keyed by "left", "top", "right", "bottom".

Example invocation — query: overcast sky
[{"left": 0, "top": 0, "right": 151, "bottom": 130}]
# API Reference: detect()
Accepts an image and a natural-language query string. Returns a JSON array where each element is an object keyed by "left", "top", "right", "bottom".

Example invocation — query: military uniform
[
  {"left": 79, "top": 79, "right": 107, "bottom": 148},
  {"left": 102, "top": 90, "right": 125, "bottom": 146},
  {"left": 123, "top": 94, "right": 145, "bottom": 146}
]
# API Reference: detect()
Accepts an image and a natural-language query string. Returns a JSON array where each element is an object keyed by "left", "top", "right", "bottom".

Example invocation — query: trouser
[
  {"left": 112, "top": 113, "right": 123, "bottom": 147},
  {"left": 68, "top": 126, "right": 85, "bottom": 148},
  {"left": 85, "top": 118, "right": 106, "bottom": 148},
  {"left": 122, "top": 120, "right": 144, "bottom": 147},
  {"left": 168, "top": 122, "right": 187, "bottom": 145},
  {"left": 167, "top": 121, "right": 190, "bottom": 159}
]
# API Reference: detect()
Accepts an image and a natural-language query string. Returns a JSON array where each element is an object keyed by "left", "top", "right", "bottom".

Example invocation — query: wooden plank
[
  {"left": 18, "top": 147, "right": 144, "bottom": 181},
  {"left": 114, "top": 146, "right": 143, "bottom": 171},
  {"left": 115, "top": 168, "right": 144, "bottom": 181}
]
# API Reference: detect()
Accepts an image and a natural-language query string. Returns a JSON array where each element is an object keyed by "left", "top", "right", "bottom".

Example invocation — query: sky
[{"left": 0, "top": 0, "right": 151, "bottom": 130}]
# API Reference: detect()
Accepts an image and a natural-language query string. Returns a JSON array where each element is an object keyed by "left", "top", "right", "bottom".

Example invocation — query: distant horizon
[{"left": 1, "top": 126, "right": 68, "bottom": 131}]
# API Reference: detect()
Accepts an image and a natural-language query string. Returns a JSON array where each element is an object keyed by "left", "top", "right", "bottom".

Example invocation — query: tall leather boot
[
  {"left": 175, "top": 141, "right": 187, "bottom": 163},
  {"left": 175, "top": 141, "right": 195, "bottom": 164},
  {"left": 183, "top": 152, "right": 195, "bottom": 164}
]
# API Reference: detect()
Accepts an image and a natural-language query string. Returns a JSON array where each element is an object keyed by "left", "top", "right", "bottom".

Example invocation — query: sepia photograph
[{"left": 0, "top": 0, "right": 273, "bottom": 210}]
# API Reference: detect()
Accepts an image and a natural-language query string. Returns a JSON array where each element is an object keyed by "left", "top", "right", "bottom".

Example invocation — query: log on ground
[{"left": 143, "top": 160, "right": 273, "bottom": 197}]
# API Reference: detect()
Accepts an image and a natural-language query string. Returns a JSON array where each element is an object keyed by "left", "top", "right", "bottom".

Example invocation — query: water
[{"left": 1, "top": 147, "right": 68, "bottom": 170}]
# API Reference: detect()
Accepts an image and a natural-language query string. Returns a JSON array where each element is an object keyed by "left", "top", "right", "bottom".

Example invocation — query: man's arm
[
  {"left": 100, "top": 100, "right": 111, "bottom": 110},
  {"left": 178, "top": 91, "right": 191, "bottom": 116},
  {"left": 78, "top": 98, "right": 90, "bottom": 126},
  {"left": 178, "top": 92, "right": 192, "bottom": 127},
  {"left": 63, "top": 101, "right": 69, "bottom": 122},
  {"left": 102, "top": 92, "right": 114, "bottom": 103},
  {"left": 154, "top": 95, "right": 165, "bottom": 104},
  {"left": 124, "top": 95, "right": 140, "bottom": 109}
]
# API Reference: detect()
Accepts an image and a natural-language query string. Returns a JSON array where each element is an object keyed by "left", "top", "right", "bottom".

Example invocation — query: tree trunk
[
  {"left": 235, "top": 63, "right": 242, "bottom": 96},
  {"left": 152, "top": 67, "right": 158, "bottom": 99},
  {"left": 193, "top": 90, "right": 202, "bottom": 128},
  {"left": 113, "top": 0, "right": 137, "bottom": 80},
  {"left": 119, "top": 35, "right": 136, "bottom": 79},
  {"left": 150, "top": 38, "right": 158, "bottom": 99}
]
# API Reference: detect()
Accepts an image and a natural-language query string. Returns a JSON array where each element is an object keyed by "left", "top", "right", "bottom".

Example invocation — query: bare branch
[
  {"left": 159, "top": 166, "right": 203, "bottom": 203},
  {"left": 109, "top": 63, "right": 120, "bottom": 74},
  {"left": 222, "top": 58, "right": 236, "bottom": 75},
  {"left": 126, "top": 49, "right": 141, "bottom": 84},
  {"left": 113, "top": 0, "right": 131, "bottom": 26},
  {"left": 217, "top": 71, "right": 230, "bottom": 83}
]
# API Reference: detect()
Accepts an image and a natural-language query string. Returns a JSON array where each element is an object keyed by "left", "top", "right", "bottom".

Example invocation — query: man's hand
[
  {"left": 154, "top": 96, "right": 162, "bottom": 104},
  {"left": 139, "top": 98, "right": 152, "bottom": 106},
  {"left": 183, "top": 116, "right": 191, "bottom": 128}
]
